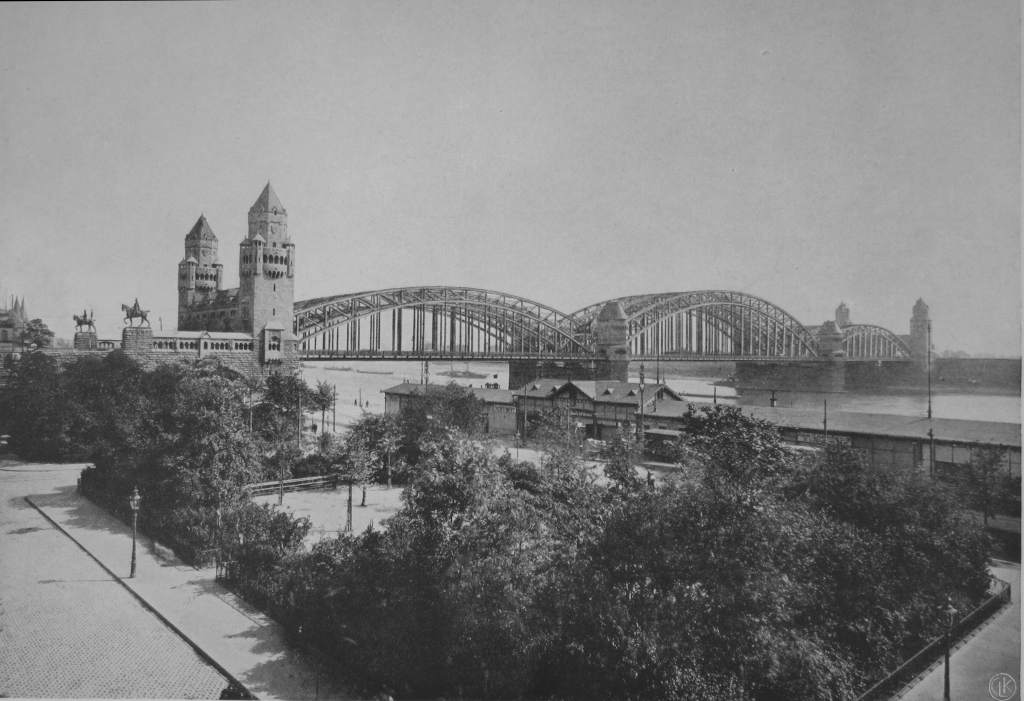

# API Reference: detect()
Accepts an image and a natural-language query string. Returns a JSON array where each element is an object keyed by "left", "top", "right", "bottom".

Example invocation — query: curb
[{"left": 24, "top": 495, "right": 257, "bottom": 700}]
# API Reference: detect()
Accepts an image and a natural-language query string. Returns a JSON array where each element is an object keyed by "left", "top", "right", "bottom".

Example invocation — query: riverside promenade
[
  {"left": 0, "top": 457, "right": 355, "bottom": 700},
  {"left": 899, "top": 560, "right": 1020, "bottom": 701}
]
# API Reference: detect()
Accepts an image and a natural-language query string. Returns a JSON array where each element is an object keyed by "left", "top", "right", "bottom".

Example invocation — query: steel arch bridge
[
  {"left": 572, "top": 290, "right": 824, "bottom": 360},
  {"left": 840, "top": 324, "right": 913, "bottom": 359},
  {"left": 294, "top": 286, "right": 592, "bottom": 360},
  {"left": 294, "top": 286, "right": 912, "bottom": 361}
]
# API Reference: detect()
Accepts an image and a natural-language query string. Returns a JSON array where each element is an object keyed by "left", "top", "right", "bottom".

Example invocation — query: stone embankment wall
[
  {"left": 33, "top": 346, "right": 297, "bottom": 380},
  {"left": 508, "top": 357, "right": 628, "bottom": 390},
  {"left": 933, "top": 357, "right": 1021, "bottom": 390},
  {"left": 734, "top": 360, "right": 846, "bottom": 393}
]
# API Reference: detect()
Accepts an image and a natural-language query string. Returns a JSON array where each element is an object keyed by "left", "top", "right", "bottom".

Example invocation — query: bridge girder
[
  {"left": 840, "top": 324, "right": 912, "bottom": 359},
  {"left": 293, "top": 286, "right": 910, "bottom": 361},
  {"left": 294, "top": 286, "right": 591, "bottom": 357},
  {"left": 574, "top": 290, "right": 822, "bottom": 359}
]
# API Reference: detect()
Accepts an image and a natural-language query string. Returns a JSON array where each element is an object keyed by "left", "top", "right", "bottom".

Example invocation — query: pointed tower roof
[
  {"left": 250, "top": 182, "right": 285, "bottom": 214},
  {"left": 185, "top": 214, "right": 217, "bottom": 241}
]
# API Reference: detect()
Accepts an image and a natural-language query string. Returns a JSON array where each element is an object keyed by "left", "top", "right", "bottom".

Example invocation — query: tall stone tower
[
  {"left": 835, "top": 301, "right": 850, "bottom": 328},
  {"left": 909, "top": 298, "right": 931, "bottom": 362},
  {"left": 593, "top": 300, "right": 630, "bottom": 382},
  {"left": 238, "top": 183, "right": 295, "bottom": 337},
  {"left": 177, "top": 215, "right": 223, "bottom": 328}
]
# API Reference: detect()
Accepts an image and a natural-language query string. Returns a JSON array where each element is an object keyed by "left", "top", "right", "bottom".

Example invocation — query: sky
[{"left": 0, "top": 1, "right": 1019, "bottom": 355}]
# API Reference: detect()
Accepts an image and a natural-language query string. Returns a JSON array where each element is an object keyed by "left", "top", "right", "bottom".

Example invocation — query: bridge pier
[
  {"left": 508, "top": 357, "right": 629, "bottom": 390},
  {"left": 735, "top": 359, "right": 847, "bottom": 394}
]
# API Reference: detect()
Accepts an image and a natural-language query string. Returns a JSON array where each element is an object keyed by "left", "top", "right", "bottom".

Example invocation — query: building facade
[
  {"left": 0, "top": 296, "right": 28, "bottom": 355},
  {"left": 514, "top": 378, "right": 684, "bottom": 440},
  {"left": 383, "top": 382, "right": 517, "bottom": 436},
  {"left": 175, "top": 183, "right": 298, "bottom": 366}
]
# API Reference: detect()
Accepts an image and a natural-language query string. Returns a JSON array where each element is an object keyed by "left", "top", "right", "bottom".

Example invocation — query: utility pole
[
  {"left": 637, "top": 363, "right": 646, "bottom": 448},
  {"left": 332, "top": 383, "right": 337, "bottom": 433},
  {"left": 822, "top": 399, "right": 828, "bottom": 446},
  {"left": 927, "top": 320, "right": 935, "bottom": 477}
]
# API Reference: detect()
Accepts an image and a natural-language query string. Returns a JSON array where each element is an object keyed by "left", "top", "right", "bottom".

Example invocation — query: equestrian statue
[
  {"left": 73, "top": 308, "right": 96, "bottom": 332},
  {"left": 121, "top": 298, "right": 151, "bottom": 328}
]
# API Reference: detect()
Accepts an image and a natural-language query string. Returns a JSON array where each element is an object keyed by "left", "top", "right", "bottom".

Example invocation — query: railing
[
  {"left": 856, "top": 576, "right": 1012, "bottom": 701},
  {"left": 245, "top": 474, "right": 339, "bottom": 497}
]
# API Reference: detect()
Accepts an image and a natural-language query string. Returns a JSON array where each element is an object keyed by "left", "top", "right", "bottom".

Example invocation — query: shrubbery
[
  {"left": 223, "top": 405, "right": 991, "bottom": 700},
  {"left": 1, "top": 352, "right": 305, "bottom": 565},
  {"left": 1, "top": 355, "right": 992, "bottom": 699}
]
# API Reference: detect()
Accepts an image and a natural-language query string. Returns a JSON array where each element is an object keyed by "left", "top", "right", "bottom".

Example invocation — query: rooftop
[
  {"left": 383, "top": 382, "right": 513, "bottom": 405},
  {"left": 250, "top": 182, "right": 285, "bottom": 215},
  {"left": 185, "top": 214, "right": 217, "bottom": 242},
  {"left": 646, "top": 401, "right": 1021, "bottom": 448},
  {"left": 513, "top": 378, "right": 683, "bottom": 405}
]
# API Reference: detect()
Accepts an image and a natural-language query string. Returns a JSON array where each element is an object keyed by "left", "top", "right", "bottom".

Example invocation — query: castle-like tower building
[
  {"left": 908, "top": 298, "right": 931, "bottom": 363},
  {"left": 177, "top": 215, "right": 224, "bottom": 315},
  {"left": 239, "top": 183, "right": 295, "bottom": 337},
  {"left": 177, "top": 183, "right": 296, "bottom": 363}
]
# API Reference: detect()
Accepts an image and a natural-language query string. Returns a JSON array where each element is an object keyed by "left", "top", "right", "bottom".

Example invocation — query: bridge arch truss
[
  {"left": 294, "top": 286, "right": 591, "bottom": 360},
  {"left": 840, "top": 324, "right": 912, "bottom": 359},
  {"left": 574, "top": 291, "right": 823, "bottom": 360}
]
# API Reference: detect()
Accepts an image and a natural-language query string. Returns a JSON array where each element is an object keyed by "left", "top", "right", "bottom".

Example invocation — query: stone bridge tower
[
  {"left": 238, "top": 183, "right": 295, "bottom": 352},
  {"left": 909, "top": 298, "right": 930, "bottom": 364},
  {"left": 593, "top": 300, "right": 630, "bottom": 382},
  {"left": 177, "top": 215, "right": 224, "bottom": 328}
]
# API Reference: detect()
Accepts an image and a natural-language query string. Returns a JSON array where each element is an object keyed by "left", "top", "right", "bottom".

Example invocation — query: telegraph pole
[
  {"left": 637, "top": 363, "right": 646, "bottom": 449},
  {"left": 927, "top": 320, "right": 935, "bottom": 477}
]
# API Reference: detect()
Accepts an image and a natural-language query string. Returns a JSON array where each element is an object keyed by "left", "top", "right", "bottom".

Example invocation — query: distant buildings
[
  {"left": 175, "top": 182, "right": 298, "bottom": 366},
  {"left": 0, "top": 296, "right": 28, "bottom": 356},
  {"left": 45, "top": 183, "right": 301, "bottom": 376}
]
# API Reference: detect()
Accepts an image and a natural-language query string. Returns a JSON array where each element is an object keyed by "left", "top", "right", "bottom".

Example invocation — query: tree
[
  {"left": 380, "top": 416, "right": 401, "bottom": 488},
  {"left": 602, "top": 427, "right": 640, "bottom": 491},
  {"left": 334, "top": 431, "right": 378, "bottom": 531},
  {"left": 20, "top": 318, "right": 54, "bottom": 349},
  {"left": 311, "top": 380, "right": 335, "bottom": 437},
  {"left": 671, "top": 404, "right": 791, "bottom": 489},
  {"left": 238, "top": 369, "right": 265, "bottom": 434},
  {"left": 394, "top": 383, "right": 485, "bottom": 464},
  {"left": 962, "top": 447, "right": 1011, "bottom": 526},
  {"left": 256, "top": 372, "right": 314, "bottom": 445},
  {"left": 0, "top": 351, "right": 68, "bottom": 459}
]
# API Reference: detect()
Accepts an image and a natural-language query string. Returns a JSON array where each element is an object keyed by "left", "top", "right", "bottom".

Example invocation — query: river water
[{"left": 299, "top": 360, "right": 1021, "bottom": 428}]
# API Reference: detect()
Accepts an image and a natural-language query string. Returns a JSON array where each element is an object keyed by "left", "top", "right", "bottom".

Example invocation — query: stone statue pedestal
[
  {"left": 122, "top": 326, "right": 153, "bottom": 351},
  {"left": 73, "top": 331, "right": 98, "bottom": 351}
]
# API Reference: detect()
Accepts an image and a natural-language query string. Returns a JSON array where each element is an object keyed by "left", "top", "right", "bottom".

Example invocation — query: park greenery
[{"left": 0, "top": 351, "right": 1001, "bottom": 700}]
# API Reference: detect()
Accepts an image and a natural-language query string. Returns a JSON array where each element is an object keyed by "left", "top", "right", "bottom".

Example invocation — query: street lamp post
[
  {"left": 637, "top": 363, "right": 646, "bottom": 448},
  {"left": 944, "top": 600, "right": 957, "bottom": 701},
  {"left": 128, "top": 487, "right": 141, "bottom": 578},
  {"left": 927, "top": 320, "right": 936, "bottom": 477}
]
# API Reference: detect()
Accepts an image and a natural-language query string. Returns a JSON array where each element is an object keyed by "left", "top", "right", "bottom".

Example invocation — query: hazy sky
[{"left": 1, "top": 1, "right": 1019, "bottom": 354}]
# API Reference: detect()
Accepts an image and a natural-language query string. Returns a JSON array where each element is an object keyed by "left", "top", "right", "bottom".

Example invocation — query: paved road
[
  {"left": 899, "top": 560, "right": 1020, "bottom": 701},
  {"left": 0, "top": 459, "right": 229, "bottom": 698}
]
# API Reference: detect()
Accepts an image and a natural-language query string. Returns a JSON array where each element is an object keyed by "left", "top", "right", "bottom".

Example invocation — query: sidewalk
[
  {"left": 898, "top": 560, "right": 1021, "bottom": 701},
  {"left": 27, "top": 485, "right": 357, "bottom": 701}
]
